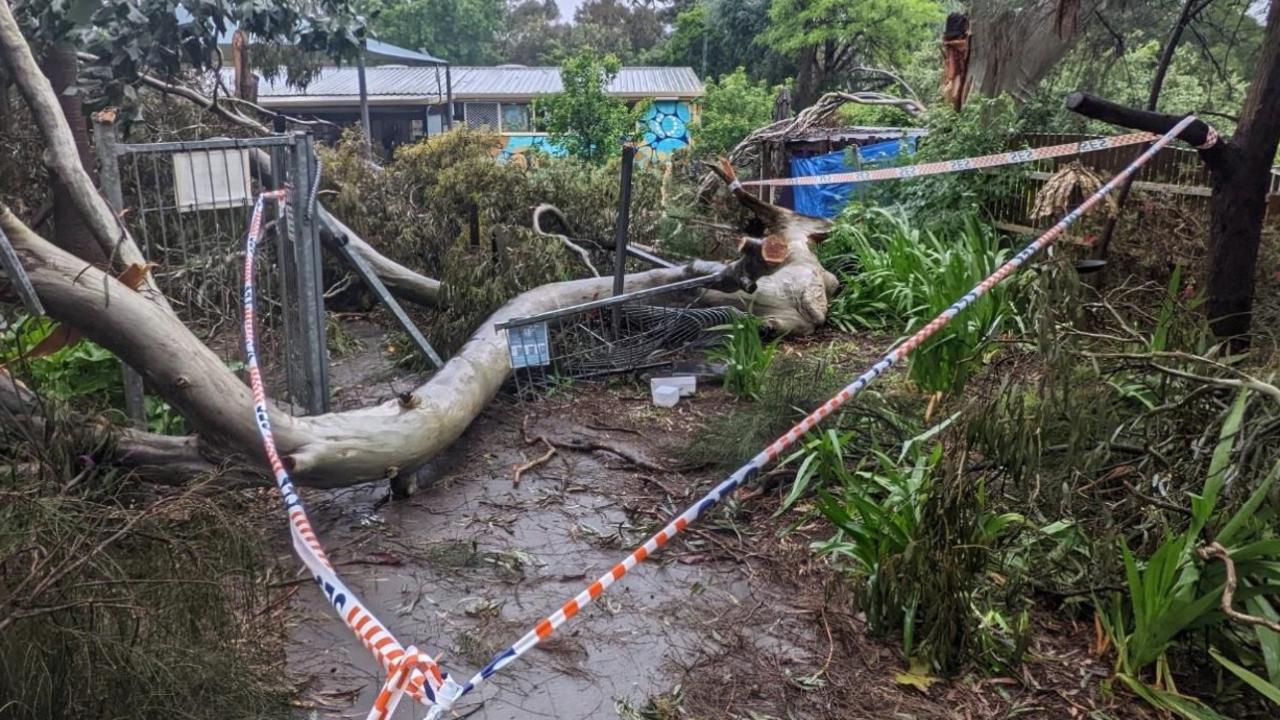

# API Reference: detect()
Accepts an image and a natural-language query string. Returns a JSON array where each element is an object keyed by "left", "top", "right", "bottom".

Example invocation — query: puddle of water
[{"left": 285, "top": 413, "right": 753, "bottom": 719}]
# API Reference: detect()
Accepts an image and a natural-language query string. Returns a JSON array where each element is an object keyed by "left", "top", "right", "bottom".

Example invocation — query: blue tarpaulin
[{"left": 789, "top": 138, "right": 917, "bottom": 218}]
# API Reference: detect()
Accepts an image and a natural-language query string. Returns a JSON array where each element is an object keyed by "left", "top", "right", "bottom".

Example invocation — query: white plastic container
[
  {"left": 652, "top": 384, "right": 681, "bottom": 408},
  {"left": 650, "top": 376, "right": 696, "bottom": 397}
]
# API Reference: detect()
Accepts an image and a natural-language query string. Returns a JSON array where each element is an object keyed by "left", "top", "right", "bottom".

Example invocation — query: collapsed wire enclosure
[{"left": 496, "top": 274, "right": 742, "bottom": 394}]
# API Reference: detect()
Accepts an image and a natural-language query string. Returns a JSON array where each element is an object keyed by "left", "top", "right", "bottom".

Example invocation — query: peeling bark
[
  {"left": 967, "top": 0, "right": 1104, "bottom": 102},
  {"left": 3, "top": 204, "right": 783, "bottom": 487}
]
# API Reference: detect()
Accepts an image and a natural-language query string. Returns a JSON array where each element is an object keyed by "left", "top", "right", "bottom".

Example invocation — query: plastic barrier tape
[
  {"left": 239, "top": 190, "right": 453, "bottom": 719},
  {"left": 447, "top": 116, "right": 1199, "bottom": 705},
  {"left": 243, "top": 117, "right": 1196, "bottom": 719},
  {"left": 739, "top": 131, "right": 1160, "bottom": 187}
]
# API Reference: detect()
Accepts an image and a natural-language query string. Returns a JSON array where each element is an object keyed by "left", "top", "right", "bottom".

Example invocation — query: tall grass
[
  {"left": 0, "top": 405, "right": 287, "bottom": 719},
  {"left": 821, "top": 207, "right": 1030, "bottom": 393}
]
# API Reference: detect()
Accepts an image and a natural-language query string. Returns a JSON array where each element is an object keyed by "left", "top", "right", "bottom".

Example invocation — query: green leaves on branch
[
  {"left": 14, "top": 0, "right": 368, "bottom": 114},
  {"left": 693, "top": 68, "right": 780, "bottom": 158},
  {"left": 536, "top": 50, "right": 641, "bottom": 164}
]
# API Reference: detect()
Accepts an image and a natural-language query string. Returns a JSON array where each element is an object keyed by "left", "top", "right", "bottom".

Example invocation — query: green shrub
[
  {"left": 693, "top": 68, "right": 780, "bottom": 158},
  {"left": 890, "top": 95, "right": 1029, "bottom": 222},
  {"left": 1101, "top": 390, "right": 1280, "bottom": 714},
  {"left": 812, "top": 426, "right": 1026, "bottom": 673},
  {"left": 0, "top": 409, "right": 285, "bottom": 719},
  {"left": 536, "top": 51, "right": 644, "bottom": 163},
  {"left": 821, "top": 207, "right": 1030, "bottom": 392},
  {"left": 708, "top": 312, "right": 777, "bottom": 399}
]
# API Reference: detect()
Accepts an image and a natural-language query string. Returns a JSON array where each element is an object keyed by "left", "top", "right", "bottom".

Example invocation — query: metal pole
[
  {"left": 91, "top": 116, "right": 146, "bottom": 424},
  {"left": 289, "top": 132, "right": 330, "bottom": 414},
  {"left": 444, "top": 64, "right": 454, "bottom": 131},
  {"left": 612, "top": 143, "right": 636, "bottom": 337},
  {"left": 357, "top": 42, "right": 372, "bottom": 156},
  {"left": 468, "top": 202, "right": 480, "bottom": 248}
]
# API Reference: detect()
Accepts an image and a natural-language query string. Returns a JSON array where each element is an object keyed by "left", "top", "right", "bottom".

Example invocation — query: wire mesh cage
[{"left": 499, "top": 278, "right": 741, "bottom": 396}]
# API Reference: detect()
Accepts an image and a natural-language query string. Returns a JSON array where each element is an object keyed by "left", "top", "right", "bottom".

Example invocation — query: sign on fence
[{"left": 173, "top": 148, "right": 253, "bottom": 212}]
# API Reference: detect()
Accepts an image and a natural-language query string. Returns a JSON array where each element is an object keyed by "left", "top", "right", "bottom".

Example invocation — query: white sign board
[{"left": 172, "top": 149, "right": 252, "bottom": 212}]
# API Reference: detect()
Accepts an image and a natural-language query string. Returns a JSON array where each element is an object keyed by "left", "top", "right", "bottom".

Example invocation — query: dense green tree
[
  {"left": 761, "top": 0, "right": 943, "bottom": 106},
  {"left": 497, "top": 0, "right": 566, "bottom": 65},
  {"left": 694, "top": 67, "right": 779, "bottom": 155},
  {"left": 367, "top": 0, "right": 505, "bottom": 64},
  {"left": 656, "top": 0, "right": 794, "bottom": 83},
  {"left": 543, "top": 0, "right": 665, "bottom": 63},
  {"left": 536, "top": 50, "right": 642, "bottom": 162}
]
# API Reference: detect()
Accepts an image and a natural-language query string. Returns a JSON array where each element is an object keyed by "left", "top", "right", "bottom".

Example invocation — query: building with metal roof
[{"left": 252, "top": 64, "right": 704, "bottom": 161}]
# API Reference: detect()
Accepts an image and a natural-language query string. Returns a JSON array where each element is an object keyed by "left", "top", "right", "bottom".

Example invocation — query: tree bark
[
  {"left": 40, "top": 44, "right": 107, "bottom": 269},
  {"left": 967, "top": 0, "right": 1105, "bottom": 102},
  {"left": 1203, "top": 0, "right": 1280, "bottom": 339},
  {"left": 0, "top": 2, "right": 160, "bottom": 303},
  {"left": 1066, "top": 0, "right": 1280, "bottom": 341},
  {"left": 2, "top": 204, "right": 796, "bottom": 487}
]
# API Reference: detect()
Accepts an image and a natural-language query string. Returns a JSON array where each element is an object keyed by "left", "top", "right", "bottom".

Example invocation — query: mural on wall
[
  {"left": 498, "top": 134, "right": 566, "bottom": 164},
  {"left": 638, "top": 100, "right": 693, "bottom": 161},
  {"left": 497, "top": 100, "right": 696, "bottom": 163}
]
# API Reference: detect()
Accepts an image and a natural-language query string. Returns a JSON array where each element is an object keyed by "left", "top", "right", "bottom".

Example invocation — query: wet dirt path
[{"left": 285, "top": 396, "right": 761, "bottom": 719}]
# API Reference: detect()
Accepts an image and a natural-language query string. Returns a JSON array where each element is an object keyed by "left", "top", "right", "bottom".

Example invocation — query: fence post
[
  {"left": 92, "top": 116, "right": 147, "bottom": 425},
  {"left": 282, "top": 132, "right": 330, "bottom": 414},
  {"left": 612, "top": 143, "right": 636, "bottom": 338}
]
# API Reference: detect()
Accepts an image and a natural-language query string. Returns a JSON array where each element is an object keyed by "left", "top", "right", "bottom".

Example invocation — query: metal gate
[{"left": 95, "top": 122, "right": 330, "bottom": 415}]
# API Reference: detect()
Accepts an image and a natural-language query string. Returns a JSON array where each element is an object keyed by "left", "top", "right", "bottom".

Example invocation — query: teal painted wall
[{"left": 498, "top": 100, "right": 696, "bottom": 162}]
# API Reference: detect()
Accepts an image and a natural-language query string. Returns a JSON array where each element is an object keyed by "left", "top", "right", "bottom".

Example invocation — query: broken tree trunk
[
  {"left": 699, "top": 159, "right": 837, "bottom": 335},
  {"left": 1067, "top": 3, "right": 1280, "bottom": 340},
  {"left": 964, "top": 0, "right": 1105, "bottom": 103},
  {"left": 2, "top": 204, "right": 788, "bottom": 487}
]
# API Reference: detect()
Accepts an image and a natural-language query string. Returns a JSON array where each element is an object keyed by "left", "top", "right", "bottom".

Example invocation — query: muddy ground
[{"left": 272, "top": 319, "right": 1144, "bottom": 720}]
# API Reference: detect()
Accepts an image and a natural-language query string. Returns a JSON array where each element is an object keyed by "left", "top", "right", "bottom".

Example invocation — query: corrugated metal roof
[
  {"left": 255, "top": 65, "right": 703, "bottom": 101},
  {"left": 365, "top": 39, "right": 448, "bottom": 65}
]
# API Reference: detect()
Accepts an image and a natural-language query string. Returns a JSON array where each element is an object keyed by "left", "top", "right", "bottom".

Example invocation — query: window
[
  {"left": 464, "top": 102, "right": 499, "bottom": 131},
  {"left": 410, "top": 118, "right": 424, "bottom": 141},
  {"left": 501, "top": 104, "right": 532, "bottom": 133}
]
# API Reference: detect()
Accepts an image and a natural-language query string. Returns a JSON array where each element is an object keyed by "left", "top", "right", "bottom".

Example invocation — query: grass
[
  {"left": 0, "top": 401, "right": 288, "bottom": 720},
  {"left": 707, "top": 312, "right": 778, "bottom": 400}
]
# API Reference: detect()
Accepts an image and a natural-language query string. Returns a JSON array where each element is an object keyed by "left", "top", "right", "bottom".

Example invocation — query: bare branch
[{"left": 1197, "top": 542, "right": 1280, "bottom": 634}]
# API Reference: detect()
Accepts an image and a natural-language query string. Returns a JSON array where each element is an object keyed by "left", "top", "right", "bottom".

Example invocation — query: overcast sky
[{"left": 554, "top": 0, "right": 583, "bottom": 20}]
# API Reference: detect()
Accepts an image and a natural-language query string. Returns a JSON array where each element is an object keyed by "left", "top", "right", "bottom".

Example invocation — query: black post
[{"left": 612, "top": 143, "right": 637, "bottom": 337}]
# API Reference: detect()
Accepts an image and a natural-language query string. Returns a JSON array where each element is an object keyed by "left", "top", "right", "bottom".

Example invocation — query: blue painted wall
[{"left": 498, "top": 100, "right": 696, "bottom": 163}]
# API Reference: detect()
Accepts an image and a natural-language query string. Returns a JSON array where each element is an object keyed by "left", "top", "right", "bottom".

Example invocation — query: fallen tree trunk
[
  {"left": 3, "top": 204, "right": 778, "bottom": 487},
  {"left": 699, "top": 159, "right": 838, "bottom": 335}
]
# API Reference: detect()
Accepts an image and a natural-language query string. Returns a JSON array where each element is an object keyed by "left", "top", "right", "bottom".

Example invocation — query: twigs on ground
[
  {"left": 1196, "top": 541, "right": 1280, "bottom": 634},
  {"left": 514, "top": 438, "right": 556, "bottom": 485},
  {"left": 519, "top": 415, "right": 666, "bottom": 473}
]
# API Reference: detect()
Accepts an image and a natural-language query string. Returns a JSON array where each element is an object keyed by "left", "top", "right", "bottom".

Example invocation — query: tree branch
[
  {"left": 1197, "top": 541, "right": 1280, "bottom": 634},
  {"left": 0, "top": 3, "right": 166, "bottom": 308}
]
